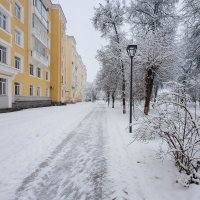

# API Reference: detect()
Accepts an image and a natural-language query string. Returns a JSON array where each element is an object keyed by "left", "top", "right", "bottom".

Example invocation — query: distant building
[{"left": 65, "top": 35, "right": 87, "bottom": 103}]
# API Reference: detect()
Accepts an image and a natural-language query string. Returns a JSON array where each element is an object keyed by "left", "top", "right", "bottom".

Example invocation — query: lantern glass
[{"left": 127, "top": 45, "right": 137, "bottom": 58}]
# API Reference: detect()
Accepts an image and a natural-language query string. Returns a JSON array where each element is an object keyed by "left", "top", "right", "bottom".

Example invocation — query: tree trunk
[
  {"left": 112, "top": 93, "right": 115, "bottom": 108},
  {"left": 144, "top": 69, "right": 155, "bottom": 115},
  {"left": 107, "top": 92, "right": 110, "bottom": 107}
]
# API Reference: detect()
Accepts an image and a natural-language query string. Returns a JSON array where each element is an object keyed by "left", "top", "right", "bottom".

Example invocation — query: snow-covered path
[{"left": 15, "top": 104, "right": 106, "bottom": 200}]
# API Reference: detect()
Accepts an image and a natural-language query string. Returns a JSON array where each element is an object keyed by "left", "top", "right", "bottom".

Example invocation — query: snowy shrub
[{"left": 133, "top": 82, "right": 200, "bottom": 186}]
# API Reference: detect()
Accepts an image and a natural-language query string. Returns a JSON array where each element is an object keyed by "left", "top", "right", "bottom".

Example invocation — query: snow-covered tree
[
  {"left": 127, "top": 0, "right": 179, "bottom": 115},
  {"left": 92, "top": 0, "right": 128, "bottom": 113},
  {"left": 96, "top": 44, "right": 121, "bottom": 108},
  {"left": 85, "top": 82, "right": 98, "bottom": 102},
  {"left": 182, "top": 0, "right": 200, "bottom": 69},
  {"left": 179, "top": 0, "right": 200, "bottom": 115}
]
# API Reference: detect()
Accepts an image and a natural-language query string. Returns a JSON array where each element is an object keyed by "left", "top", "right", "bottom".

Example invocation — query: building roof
[{"left": 50, "top": 2, "right": 67, "bottom": 24}]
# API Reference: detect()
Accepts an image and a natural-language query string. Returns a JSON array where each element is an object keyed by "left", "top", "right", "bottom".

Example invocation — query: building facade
[
  {"left": 13, "top": 0, "right": 52, "bottom": 109},
  {"left": 50, "top": 4, "right": 67, "bottom": 105},
  {"left": 0, "top": 0, "right": 87, "bottom": 110},
  {"left": 65, "top": 35, "right": 87, "bottom": 103},
  {"left": 0, "top": 1, "right": 20, "bottom": 109}
]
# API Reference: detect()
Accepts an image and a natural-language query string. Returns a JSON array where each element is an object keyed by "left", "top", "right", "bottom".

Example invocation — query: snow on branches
[{"left": 133, "top": 82, "right": 200, "bottom": 186}]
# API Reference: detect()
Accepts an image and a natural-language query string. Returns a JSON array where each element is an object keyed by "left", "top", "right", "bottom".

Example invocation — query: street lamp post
[{"left": 127, "top": 45, "right": 137, "bottom": 133}]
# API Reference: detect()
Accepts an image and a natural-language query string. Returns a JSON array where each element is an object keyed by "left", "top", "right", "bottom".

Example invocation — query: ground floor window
[
  {"left": 14, "top": 82, "right": 20, "bottom": 95},
  {"left": 37, "top": 87, "right": 41, "bottom": 96},
  {"left": 46, "top": 88, "right": 49, "bottom": 97},
  {"left": 0, "top": 78, "right": 6, "bottom": 95},
  {"left": 30, "top": 85, "right": 34, "bottom": 96}
]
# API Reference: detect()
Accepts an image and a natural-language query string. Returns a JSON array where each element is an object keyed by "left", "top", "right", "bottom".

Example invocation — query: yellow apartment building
[
  {"left": 65, "top": 35, "right": 77, "bottom": 103},
  {"left": 0, "top": 0, "right": 18, "bottom": 108},
  {"left": 0, "top": 0, "right": 86, "bottom": 110},
  {"left": 65, "top": 35, "right": 87, "bottom": 103},
  {"left": 76, "top": 55, "right": 87, "bottom": 102},
  {"left": 81, "top": 64, "right": 87, "bottom": 101},
  {"left": 0, "top": 0, "right": 52, "bottom": 109},
  {"left": 50, "top": 3, "right": 67, "bottom": 105},
  {"left": 76, "top": 55, "right": 82, "bottom": 102}
]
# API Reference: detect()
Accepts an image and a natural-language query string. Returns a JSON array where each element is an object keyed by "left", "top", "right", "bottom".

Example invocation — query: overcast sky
[{"left": 58, "top": 0, "right": 105, "bottom": 82}]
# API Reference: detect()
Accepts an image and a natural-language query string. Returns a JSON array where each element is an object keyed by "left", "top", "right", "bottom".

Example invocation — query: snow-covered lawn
[
  {"left": 0, "top": 101, "right": 200, "bottom": 200},
  {"left": 0, "top": 103, "right": 95, "bottom": 200},
  {"left": 104, "top": 103, "right": 200, "bottom": 200}
]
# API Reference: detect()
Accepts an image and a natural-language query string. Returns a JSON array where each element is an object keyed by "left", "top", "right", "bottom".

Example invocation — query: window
[
  {"left": 37, "top": 87, "right": 41, "bottom": 96},
  {"left": 14, "top": 82, "right": 20, "bottom": 95},
  {"left": 46, "top": 72, "right": 48, "bottom": 80},
  {"left": 30, "top": 85, "right": 34, "bottom": 96},
  {"left": 45, "top": 88, "right": 49, "bottom": 97},
  {"left": 0, "top": 78, "right": 6, "bottom": 95},
  {"left": 0, "top": 12, "right": 7, "bottom": 30},
  {"left": 15, "top": 56, "right": 21, "bottom": 70},
  {"left": 0, "top": 45, "right": 6, "bottom": 64},
  {"left": 62, "top": 89, "right": 64, "bottom": 98},
  {"left": 37, "top": 67, "right": 41, "bottom": 78},
  {"left": 34, "top": 38, "right": 47, "bottom": 58},
  {"left": 30, "top": 64, "right": 34, "bottom": 75},
  {"left": 15, "top": 29, "right": 21, "bottom": 45},
  {"left": 15, "top": 3, "right": 21, "bottom": 20},
  {"left": 62, "top": 75, "right": 64, "bottom": 84}
]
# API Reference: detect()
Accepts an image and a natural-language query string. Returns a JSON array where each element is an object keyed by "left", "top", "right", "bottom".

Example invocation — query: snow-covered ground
[
  {"left": 0, "top": 102, "right": 200, "bottom": 200},
  {"left": 0, "top": 103, "right": 96, "bottom": 200}
]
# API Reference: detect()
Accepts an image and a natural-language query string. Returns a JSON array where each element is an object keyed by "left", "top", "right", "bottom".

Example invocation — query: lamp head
[{"left": 127, "top": 45, "right": 137, "bottom": 58}]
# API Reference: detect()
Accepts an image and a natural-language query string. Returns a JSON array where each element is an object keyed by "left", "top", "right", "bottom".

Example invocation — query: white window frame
[
  {"left": 0, "top": 39, "right": 11, "bottom": 65},
  {"left": 0, "top": 78, "right": 7, "bottom": 95},
  {"left": 15, "top": 27, "right": 24, "bottom": 47},
  {"left": 14, "top": 0, "right": 24, "bottom": 23},
  {"left": 30, "top": 85, "right": 34, "bottom": 96},
  {"left": 45, "top": 88, "right": 49, "bottom": 97},
  {"left": 0, "top": 44, "right": 7, "bottom": 64},
  {"left": 29, "top": 64, "right": 34, "bottom": 76},
  {"left": 14, "top": 56, "right": 20, "bottom": 70},
  {"left": 15, "top": 2, "right": 21, "bottom": 20},
  {"left": 0, "top": 5, "right": 11, "bottom": 33},
  {"left": 37, "top": 87, "right": 41, "bottom": 96},
  {"left": 14, "top": 82, "right": 21, "bottom": 96},
  {"left": 14, "top": 53, "right": 23, "bottom": 72},
  {"left": 0, "top": 11, "right": 7, "bottom": 30}
]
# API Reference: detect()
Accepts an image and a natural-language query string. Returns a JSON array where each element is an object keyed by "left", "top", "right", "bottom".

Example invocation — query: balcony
[
  {"left": 32, "top": 51, "right": 49, "bottom": 68},
  {"left": 33, "top": 7, "right": 49, "bottom": 30},
  {"left": 32, "top": 28, "right": 49, "bottom": 48},
  {"left": 0, "top": 62, "right": 18, "bottom": 76}
]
